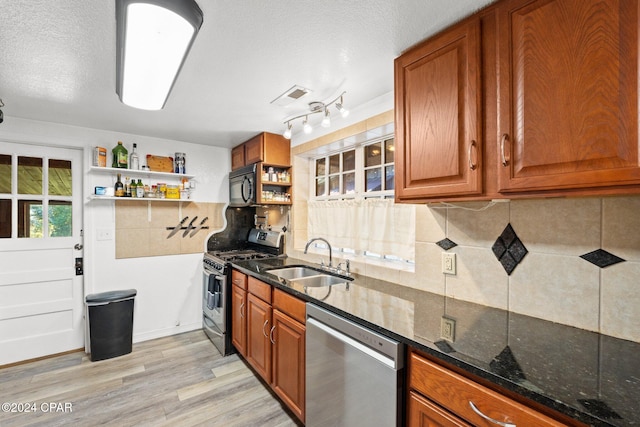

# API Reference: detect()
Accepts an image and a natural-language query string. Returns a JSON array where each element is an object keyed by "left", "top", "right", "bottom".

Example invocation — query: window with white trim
[{"left": 308, "top": 135, "right": 415, "bottom": 266}]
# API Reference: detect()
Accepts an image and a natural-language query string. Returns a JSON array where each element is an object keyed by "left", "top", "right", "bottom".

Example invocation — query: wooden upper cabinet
[
  {"left": 231, "top": 132, "right": 291, "bottom": 170},
  {"left": 395, "top": 18, "right": 482, "bottom": 202},
  {"left": 496, "top": 0, "right": 640, "bottom": 192},
  {"left": 231, "top": 145, "right": 245, "bottom": 171}
]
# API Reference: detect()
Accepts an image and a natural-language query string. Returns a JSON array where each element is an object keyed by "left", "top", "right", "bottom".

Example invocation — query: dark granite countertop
[{"left": 232, "top": 257, "right": 639, "bottom": 427}]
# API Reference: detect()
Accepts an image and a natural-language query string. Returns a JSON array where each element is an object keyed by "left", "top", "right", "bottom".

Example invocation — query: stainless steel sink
[
  {"left": 267, "top": 266, "right": 325, "bottom": 280},
  {"left": 292, "top": 274, "right": 348, "bottom": 287},
  {"left": 266, "top": 266, "right": 352, "bottom": 287}
]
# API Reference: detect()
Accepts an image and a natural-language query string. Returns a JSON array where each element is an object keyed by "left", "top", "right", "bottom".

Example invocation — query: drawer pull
[{"left": 469, "top": 401, "right": 516, "bottom": 427}]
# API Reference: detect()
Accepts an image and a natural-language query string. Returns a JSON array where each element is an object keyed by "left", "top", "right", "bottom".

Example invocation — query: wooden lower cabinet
[
  {"left": 246, "top": 293, "right": 272, "bottom": 380},
  {"left": 407, "top": 349, "right": 570, "bottom": 427},
  {"left": 231, "top": 284, "right": 247, "bottom": 356},
  {"left": 231, "top": 272, "right": 305, "bottom": 423},
  {"left": 271, "top": 308, "right": 305, "bottom": 421}
]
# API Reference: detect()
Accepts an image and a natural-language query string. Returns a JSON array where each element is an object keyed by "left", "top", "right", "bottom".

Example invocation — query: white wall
[{"left": 0, "top": 116, "right": 230, "bottom": 344}]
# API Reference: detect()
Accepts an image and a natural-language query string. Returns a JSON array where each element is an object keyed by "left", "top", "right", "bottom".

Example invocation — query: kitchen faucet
[{"left": 304, "top": 237, "right": 332, "bottom": 268}]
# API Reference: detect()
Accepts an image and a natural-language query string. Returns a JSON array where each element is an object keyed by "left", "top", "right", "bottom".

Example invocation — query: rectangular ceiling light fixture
[{"left": 116, "top": 0, "right": 203, "bottom": 110}]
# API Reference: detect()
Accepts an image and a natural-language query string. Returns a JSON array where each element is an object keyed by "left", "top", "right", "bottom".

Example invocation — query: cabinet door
[
  {"left": 408, "top": 391, "right": 472, "bottom": 427},
  {"left": 231, "top": 145, "right": 245, "bottom": 171},
  {"left": 497, "top": 0, "right": 640, "bottom": 192},
  {"left": 244, "top": 134, "right": 264, "bottom": 165},
  {"left": 271, "top": 309, "right": 305, "bottom": 422},
  {"left": 246, "top": 293, "right": 272, "bottom": 381},
  {"left": 395, "top": 19, "right": 482, "bottom": 201},
  {"left": 231, "top": 285, "right": 246, "bottom": 356}
]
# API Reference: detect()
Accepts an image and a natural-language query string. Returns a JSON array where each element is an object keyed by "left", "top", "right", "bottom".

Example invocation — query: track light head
[
  {"left": 283, "top": 122, "right": 292, "bottom": 139},
  {"left": 321, "top": 108, "right": 331, "bottom": 128},
  {"left": 303, "top": 116, "right": 312, "bottom": 134},
  {"left": 335, "top": 96, "right": 349, "bottom": 118},
  {"left": 0, "top": 109, "right": 3, "bottom": 124}
]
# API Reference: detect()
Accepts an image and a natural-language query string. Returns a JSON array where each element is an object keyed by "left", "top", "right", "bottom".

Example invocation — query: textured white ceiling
[{"left": 0, "top": 0, "right": 494, "bottom": 148}]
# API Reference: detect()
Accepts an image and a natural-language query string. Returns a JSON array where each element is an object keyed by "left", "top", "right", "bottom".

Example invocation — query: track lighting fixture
[
  {"left": 0, "top": 98, "right": 4, "bottom": 124},
  {"left": 281, "top": 91, "right": 348, "bottom": 139}
]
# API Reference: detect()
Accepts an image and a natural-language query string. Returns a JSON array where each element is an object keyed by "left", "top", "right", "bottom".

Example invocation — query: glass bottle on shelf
[
  {"left": 136, "top": 179, "right": 144, "bottom": 198},
  {"left": 124, "top": 177, "right": 131, "bottom": 197},
  {"left": 130, "top": 143, "right": 140, "bottom": 170},
  {"left": 112, "top": 141, "right": 128, "bottom": 168},
  {"left": 114, "top": 173, "right": 124, "bottom": 197}
]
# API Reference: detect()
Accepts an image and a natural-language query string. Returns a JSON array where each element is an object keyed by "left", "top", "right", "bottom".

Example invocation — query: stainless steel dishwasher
[{"left": 306, "top": 303, "right": 405, "bottom": 427}]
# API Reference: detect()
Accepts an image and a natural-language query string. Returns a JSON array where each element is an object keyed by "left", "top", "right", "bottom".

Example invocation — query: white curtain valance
[{"left": 307, "top": 198, "right": 415, "bottom": 261}]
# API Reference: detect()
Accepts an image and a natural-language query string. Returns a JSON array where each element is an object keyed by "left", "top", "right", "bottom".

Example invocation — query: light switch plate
[{"left": 442, "top": 252, "right": 456, "bottom": 275}]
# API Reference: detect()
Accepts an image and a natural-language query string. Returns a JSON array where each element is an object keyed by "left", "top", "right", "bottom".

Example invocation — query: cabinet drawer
[
  {"left": 409, "top": 352, "right": 566, "bottom": 427},
  {"left": 248, "top": 276, "right": 272, "bottom": 303},
  {"left": 408, "top": 390, "right": 472, "bottom": 427},
  {"left": 231, "top": 270, "right": 247, "bottom": 290},
  {"left": 273, "top": 289, "right": 305, "bottom": 324}
]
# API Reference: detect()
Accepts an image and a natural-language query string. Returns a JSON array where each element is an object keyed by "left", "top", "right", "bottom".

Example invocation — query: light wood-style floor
[{"left": 0, "top": 330, "right": 301, "bottom": 427}]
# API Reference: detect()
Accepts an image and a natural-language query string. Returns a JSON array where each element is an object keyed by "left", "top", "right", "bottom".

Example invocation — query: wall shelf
[
  {"left": 87, "top": 195, "right": 193, "bottom": 202},
  {"left": 89, "top": 166, "right": 194, "bottom": 180}
]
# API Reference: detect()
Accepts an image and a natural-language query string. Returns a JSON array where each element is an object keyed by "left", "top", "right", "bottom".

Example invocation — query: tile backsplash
[{"left": 292, "top": 194, "right": 640, "bottom": 344}]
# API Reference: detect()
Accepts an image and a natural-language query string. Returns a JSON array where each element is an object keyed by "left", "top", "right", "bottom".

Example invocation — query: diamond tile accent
[
  {"left": 436, "top": 238, "right": 458, "bottom": 251},
  {"left": 492, "top": 224, "right": 528, "bottom": 275},
  {"left": 580, "top": 249, "right": 625, "bottom": 268}
]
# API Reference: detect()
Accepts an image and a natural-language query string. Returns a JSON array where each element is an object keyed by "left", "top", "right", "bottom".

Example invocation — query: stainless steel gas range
[{"left": 202, "top": 227, "right": 284, "bottom": 356}]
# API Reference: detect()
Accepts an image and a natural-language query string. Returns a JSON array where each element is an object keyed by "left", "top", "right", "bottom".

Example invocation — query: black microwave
[{"left": 229, "top": 164, "right": 256, "bottom": 207}]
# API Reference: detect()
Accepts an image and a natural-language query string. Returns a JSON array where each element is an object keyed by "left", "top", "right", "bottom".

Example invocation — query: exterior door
[{"left": 0, "top": 142, "right": 84, "bottom": 365}]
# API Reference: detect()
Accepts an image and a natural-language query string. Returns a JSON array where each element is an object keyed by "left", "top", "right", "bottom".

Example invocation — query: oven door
[{"left": 203, "top": 268, "right": 226, "bottom": 331}]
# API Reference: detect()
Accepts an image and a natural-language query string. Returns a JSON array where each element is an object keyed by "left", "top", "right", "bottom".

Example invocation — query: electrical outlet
[
  {"left": 441, "top": 317, "right": 456, "bottom": 342},
  {"left": 442, "top": 252, "right": 456, "bottom": 275}
]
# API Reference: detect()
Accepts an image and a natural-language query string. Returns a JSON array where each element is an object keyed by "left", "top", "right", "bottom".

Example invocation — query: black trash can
[{"left": 86, "top": 289, "right": 137, "bottom": 362}]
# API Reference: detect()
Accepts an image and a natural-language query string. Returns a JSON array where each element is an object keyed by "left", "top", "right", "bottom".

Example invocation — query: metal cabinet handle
[
  {"left": 239, "top": 301, "right": 245, "bottom": 319},
  {"left": 500, "top": 133, "right": 509, "bottom": 167},
  {"left": 468, "top": 140, "right": 478, "bottom": 170},
  {"left": 269, "top": 325, "right": 276, "bottom": 344},
  {"left": 262, "top": 320, "right": 269, "bottom": 338},
  {"left": 469, "top": 401, "right": 516, "bottom": 427}
]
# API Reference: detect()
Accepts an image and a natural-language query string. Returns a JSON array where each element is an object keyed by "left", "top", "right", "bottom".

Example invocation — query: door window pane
[
  {"left": 18, "top": 200, "right": 42, "bottom": 238},
  {"left": 343, "top": 150, "right": 356, "bottom": 171},
  {"left": 18, "top": 156, "right": 42, "bottom": 195},
  {"left": 343, "top": 172, "right": 355, "bottom": 194},
  {"left": 49, "top": 201, "right": 72, "bottom": 237},
  {"left": 366, "top": 168, "right": 382, "bottom": 192},
  {"left": 0, "top": 154, "right": 10, "bottom": 193},
  {"left": 365, "top": 143, "right": 381, "bottom": 167},
  {"left": 0, "top": 199, "right": 10, "bottom": 238},
  {"left": 49, "top": 159, "right": 72, "bottom": 196}
]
